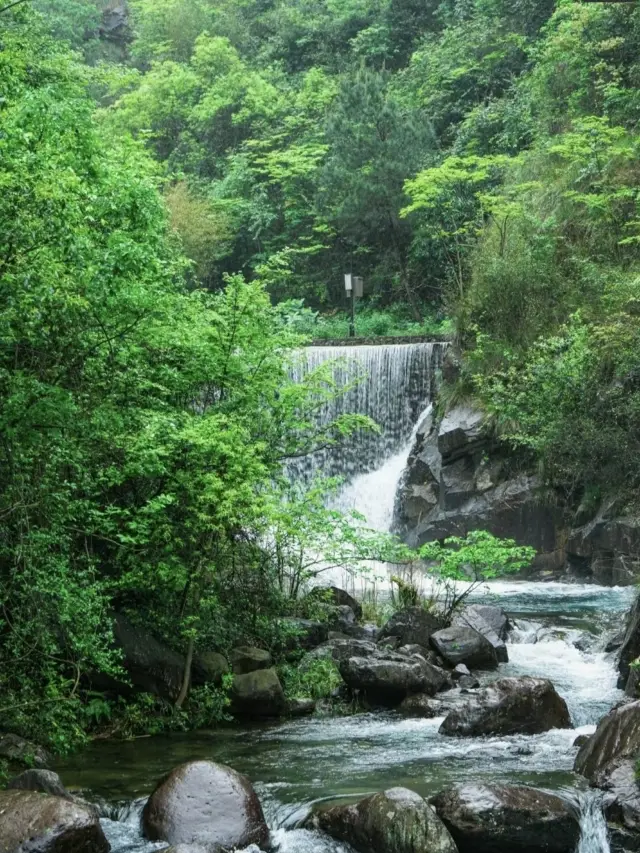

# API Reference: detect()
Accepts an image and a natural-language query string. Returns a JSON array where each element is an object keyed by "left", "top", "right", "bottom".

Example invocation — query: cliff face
[{"left": 394, "top": 405, "right": 640, "bottom": 584}]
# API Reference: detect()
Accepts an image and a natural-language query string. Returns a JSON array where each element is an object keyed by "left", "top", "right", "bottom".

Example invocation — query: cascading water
[
  {"left": 55, "top": 342, "right": 634, "bottom": 853},
  {"left": 288, "top": 343, "right": 446, "bottom": 484}
]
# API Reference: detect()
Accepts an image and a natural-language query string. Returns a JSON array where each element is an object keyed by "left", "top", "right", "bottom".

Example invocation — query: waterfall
[
  {"left": 289, "top": 342, "right": 446, "bottom": 485},
  {"left": 576, "top": 793, "right": 610, "bottom": 853}
]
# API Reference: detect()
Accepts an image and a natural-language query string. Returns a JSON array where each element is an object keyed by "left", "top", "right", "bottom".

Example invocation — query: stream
[
  {"left": 56, "top": 580, "right": 634, "bottom": 853},
  {"left": 53, "top": 345, "right": 636, "bottom": 852}
]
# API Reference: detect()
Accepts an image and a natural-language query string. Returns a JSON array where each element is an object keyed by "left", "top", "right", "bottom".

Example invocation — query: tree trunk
[{"left": 175, "top": 634, "right": 194, "bottom": 709}]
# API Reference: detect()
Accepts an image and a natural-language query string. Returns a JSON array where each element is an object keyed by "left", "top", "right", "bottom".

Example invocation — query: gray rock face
[
  {"left": 231, "top": 668, "right": 287, "bottom": 717},
  {"left": 230, "top": 646, "right": 272, "bottom": 675},
  {"left": 395, "top": 410, "right": 565, "bottom": 571},
  {"left": 431, "top": 784, "right": 580, "bottom": 853},
  {"left": 8, "top": 769, "right": 69, "bottom": 799},
  {"left": 430, "top": 626, "right": 499, "bottom": 670},
  {"left": 440, "top": 677, "right": 572, "bottom": 737},
  {"left": 575, "top": 700, "right": 640, "bottom": 781},
  {"left": 305, "top": 787, "right": 458, "bottom": 853},
  {"left": 567, "top": 508, "right": 640, "bottom": 586},
  {"left": 619, "top": 596, "right": 640, "bottom": 685},
  {"left": 0, "top": 790, "right": 109, "bottom": 853},
  {"left": 340, "top": 655, "right": 448, "bottom": 705},
  {"left": 0, "top": 732, "right": 50, "bottom": 767},
  {"left": 438, "top": 407, "right": 485, "bottom": 460},
  {"left": 398, "top": 693, "right": 441, "bottom": 718},
  {"left": 593, "top": 759, "right": 640, "bottom": 852},
  {"left": 378, "top": 607, "right": 444, "bottom": 649},
  {"left": 142, "top": 760, "right": 269, "bottom": 851}
]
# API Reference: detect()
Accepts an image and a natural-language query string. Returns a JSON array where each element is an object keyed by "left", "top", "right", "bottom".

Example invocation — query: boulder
[
  {"left": 619, "top": 595, "right": 640, "bottom": 684},
  {"left": 110, "top": 613, "right": 186, "bottom": 701},
  {"left": 573, "top": 735, "right": 591, "bottom": 748},
  {"left": 575, "top": 700, "right": 640, "bottom": 781},
  {"left": 378, "top": 607, "right": 444, "bottom": 649},
  {"left": 288, "top": 698, "right": 316, "bottom": 717},
  {"left": 453, "top": 605, "right": 509, "bottom": 662},
  {"left": 430, "top": 626, "right": 499, "bottom": 670},
  {"left": 99, "top": 1, "right": 130, "bottom": 43},
  {"left": 438, "top": 407, "right": 485, "bottom": 461},
  {"left": 398, "top": 693, "right": 441, "bottom": 718},
  {"left": 0, "top": 790, "right": 109, "bottom": 852},
  {"left": 8, "top": 769, "right": 69, "bottom": 799},
  {"left": 458, "top": 675, "right": 480, "bottom": 689},
  {"left": 303, "top": 638, "right": 378, "bottom": 667},
  {"left": 431, "top": 784, "right": 580, "bottom": 853},
  {"left": 440, "top": 676, "right": 572, "bottom": 737},
  {"left": 230, "top": 646, "right": 272, "bottom": 675},
  {"left": 593, "top": 758, "right": 640, "bottom": 851},
  {"left": 305, "top": 787, "right": 457, "bottom": 853},
  {"left": 452, "top": 664, "right": 471, "bottom": 681},
  {"left": 142, "top": 761, "right": 268, "bottom": 851},
  {"left": 280, "top": 618, "right": 329, "bottom": 651},
  {"left": 0, "top": 732, "right": 50, "bottom": 767},
  {"left": 193, "top": 651, "right": 229, "bottom": 686},
  {"left": 308, "top": 586, "right": 363, "bottom": 621},
  {"left": 231, "top": 668, "right": 287, "bottom": 718},
  {"left": 340, "top": 655, "right": 448, "bottom": 705}
]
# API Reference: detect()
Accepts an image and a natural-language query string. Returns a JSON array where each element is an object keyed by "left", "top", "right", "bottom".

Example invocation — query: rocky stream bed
[{"left": 16, "top": 580, "right": 632, "bottom": 853}]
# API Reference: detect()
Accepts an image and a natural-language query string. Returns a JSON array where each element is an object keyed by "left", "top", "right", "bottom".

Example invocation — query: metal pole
[{"left": 349, "top": 289, "right": 355, "bottom": 338}]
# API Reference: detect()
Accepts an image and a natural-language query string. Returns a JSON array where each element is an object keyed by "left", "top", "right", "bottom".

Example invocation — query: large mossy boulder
[
  {"left": 0, "top": 732, "right": 50, "bottom": 767},
  {"left": 575, "top": 700, "right": 640, "bottom": 781},
  {"left": 305, "top": 787, "right": 458, "bottom": 853},
  {"left": 230, "top": 646, "right": 272, "bottom": 675},
  {"left": 0, "top": 790, "right": 109, "bottom": 853},
  {"left": 430, "top": 626, "right": 499, "bottom": 670},
  {"left": 193, "top": 651, "right": 229, "bottom": 686},
  {"left": 340, "top": 654, "right": 448, "bottom": 705},
  {"left": 142, "top": 760, "right": 269, "bottom": 851},
  {"left": 431, "top": 784, "right": 580, "bottom": 853},
  {"left": 440, "top": 677, "right": 571, "bottom": 737},
  {"left": 378, "top": 607, "right": 444, "bottom": 649},
  {"left": 231, "top": 667, "right": 287, "bottom": 717}
]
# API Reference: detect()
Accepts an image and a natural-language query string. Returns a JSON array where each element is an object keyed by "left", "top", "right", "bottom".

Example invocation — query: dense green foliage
[{"left": 5, "top": 0, "right": 640, "bottom": 754}]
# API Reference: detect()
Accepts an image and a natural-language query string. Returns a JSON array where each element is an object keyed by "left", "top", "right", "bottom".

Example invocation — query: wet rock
[
  {"left": 193, "top": 651, "right": 229, "bottom": 686},
  {"left": 340, "top": 655, "right": 448, "bottom": 705},
  {"left": 438, "top": 406, "right": 485, "bottom": 461},
  {"left": 142, "top": 760, "right": 269, "bottom": 850},
  {"left": 378, "top": 607, "right": 444, "bottom": 649},
  {"left": 0, "top": 790, "right": 109, "bottom": 852},
  {"left": 430, "top": 626, "right": 499, "bottom": 670},
  {"left": 454, "top": 604, "right": 510, "bottom": 640},
  {"left": 288, "top": 698, "right": 316, "bottom": 717},
  {"left": 164, "top": 846, "right": 208, "bottom": 853},
  {"left": 440, "top": 676, "right": 572, "bottom": 737},
  {"left": 302, "top": 638, "right": 378, "bottom": 666},
  {"left": 452, "top": 605, "right": 509, "bottom": 662},
  {"left": 8, "top": 769, "right": 69, "bottom": 798},
  {"left": 458, "top": 675, "right": 480, "bottom": 689},
  {"left": 575, "top": 699, "right": 640, "bottom": 781},
  {"left": 0, "top": 732, "right": 50, "bottom": 767},
  {"left": 231, "top": 668, "right": 287, "bottom": 717},
  {"left": 626, "top": 666, "right": 640, "bottom": 699},
  {"left": 281, "top": 618, "right": 329, "bottom": 651},
  {"left": 305, "top": 787, "right": 457, "bottom": 853},
  {"left": 593, "top": 759, "right": 640, "bottom": 852},
  {"left": 607, "top": 630, "right": 626, "bottom": 654},
  {"left": 452, "top": 664, "right": 471, "bottom": 681},
  {"left": 431, "top": 783, "right": 580, "bottom": 853},
  {"left": 573, "top": 735, "right": 591, "bottom": 748},
  {"left": 308, "top": 586, "right": 363, "bottom": 621},
  {"left": 230, "top": 646, "right": 272, "bottom": 675},
  {"left": 620, "top": 596, "right": 640, "bottom": 685},
  {"left": 398, "top": 693, "right": 440, "bottom": 718}
]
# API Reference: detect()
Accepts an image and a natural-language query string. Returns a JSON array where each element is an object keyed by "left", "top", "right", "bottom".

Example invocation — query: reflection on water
[{"left": 53, "top": 582, "right": 635, "bottom": 853}]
